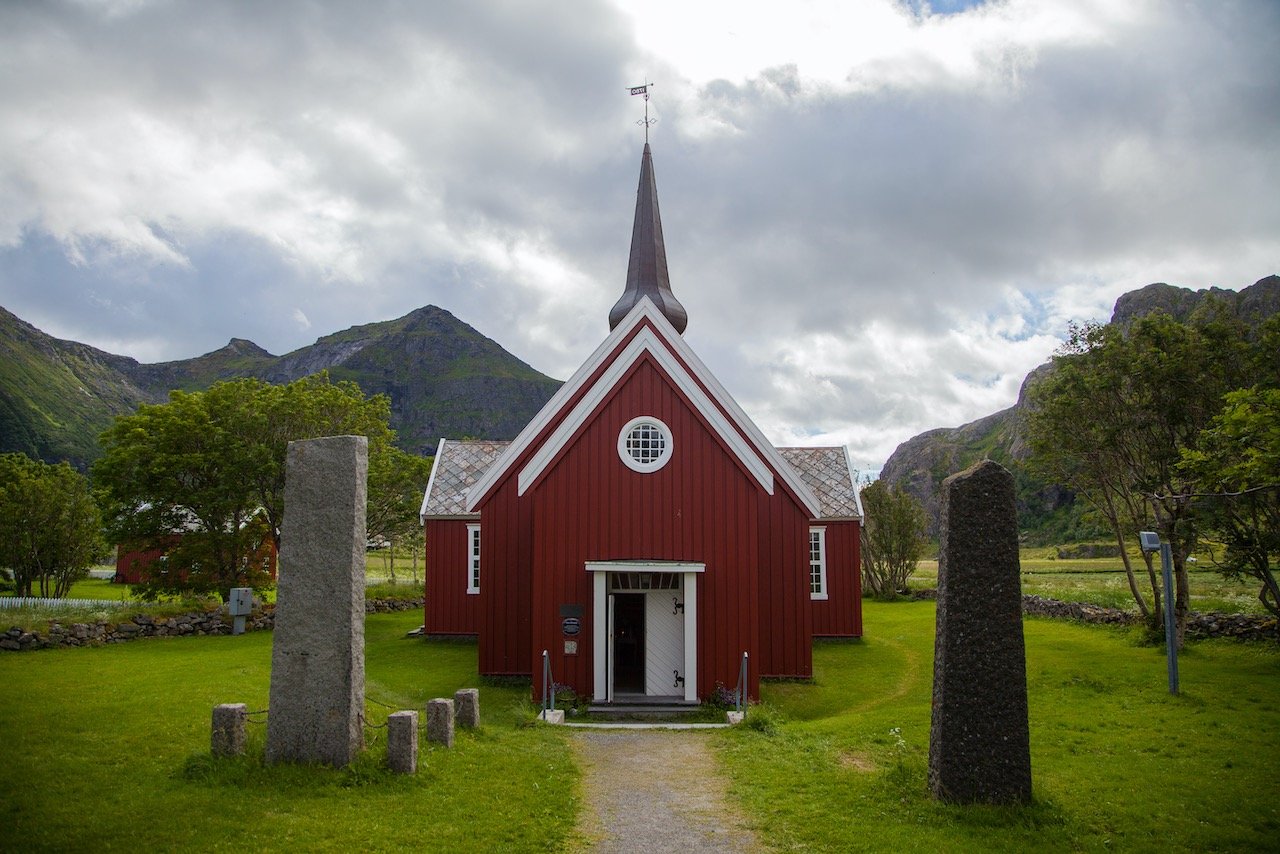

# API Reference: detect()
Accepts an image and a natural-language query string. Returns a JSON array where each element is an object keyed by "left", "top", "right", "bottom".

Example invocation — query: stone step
[{"left": 585, "top": 703, "right": 701, "bottom": 718}]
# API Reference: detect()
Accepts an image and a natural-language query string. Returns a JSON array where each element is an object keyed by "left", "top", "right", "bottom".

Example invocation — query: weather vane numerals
[{"left": 629, "top": 81, "right": 656, "bottom": 142}]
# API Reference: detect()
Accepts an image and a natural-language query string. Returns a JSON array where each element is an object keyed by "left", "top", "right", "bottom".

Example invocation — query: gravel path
[{"left": 572, "top": 729, "right": 761, "bottom": 853}]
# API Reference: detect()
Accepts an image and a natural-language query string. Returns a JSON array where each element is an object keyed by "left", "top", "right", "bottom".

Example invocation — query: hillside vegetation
[{"left": 0, "top": 304, "right": 561, "bottom": 467}]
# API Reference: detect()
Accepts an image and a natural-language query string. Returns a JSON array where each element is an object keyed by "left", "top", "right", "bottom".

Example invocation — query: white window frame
[
  {"left": 617, "top": 416, "right": 674, "bottom": 474},
  {"left": 809, "top": 527, "right": 828, "bottom": 601},
  {"left": 466, "top": 524, "right": 481, "bottom": 595}
]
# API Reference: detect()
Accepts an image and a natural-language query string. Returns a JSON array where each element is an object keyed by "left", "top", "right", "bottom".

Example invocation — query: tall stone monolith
[
  {"left": 266, "top": 435, "right": 368, "bottom": 767},
  {"left": 928, "top": 459, "right": 1031, "bottom": 804}
]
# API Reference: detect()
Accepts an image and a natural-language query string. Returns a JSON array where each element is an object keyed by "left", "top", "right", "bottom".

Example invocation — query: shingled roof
[
  {"left": 776, "top": 446, "right": 863, "bottom": 520},
  {"left": 419, "top": 439, "right": 510, "bottom": 519},
  {"left": 422, "top": 438, "right": 860, "bottom": 521}
]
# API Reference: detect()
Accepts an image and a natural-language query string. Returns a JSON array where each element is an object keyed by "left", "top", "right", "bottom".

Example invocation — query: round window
[{"left": 618, "top": 416, "right": 673, "bottom": 473}]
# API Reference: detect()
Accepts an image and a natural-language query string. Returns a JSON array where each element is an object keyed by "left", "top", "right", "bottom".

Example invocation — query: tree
[
  {"left": 366, "top": 445, "right": 433, "bottom": 585},
  {"left": 1026, "top": 321, "right": 1159, "bottom": 622},
  {"left": 1026, "top": 307, "right": 1255, "bottom": 644},
  {"left": 0, "top": 453, "right": 107, "bottom": 597},
  {"left": 95, "top": 374, "right": 394, "bottom": 602},
  {"left": 1180, "top": 387, "right": 1280, "bottom": 616},
  {"left": 860, "top": 479, "right": 928, "bottom": 599}
]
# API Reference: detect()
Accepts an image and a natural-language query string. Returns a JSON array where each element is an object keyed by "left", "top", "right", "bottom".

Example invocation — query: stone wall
[{"left": 0, "top": 597, "right": 424, "bottom": 652}]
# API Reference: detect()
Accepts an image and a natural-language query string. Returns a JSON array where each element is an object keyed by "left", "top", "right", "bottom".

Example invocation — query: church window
[
  {"left": 809, "top": 527, "right": 828, "bottom": 600},
  {"left": 466, "top": 524, "right": 481, "bottom": 594},
  {"left": 618, "top": 417, "right": 673, "bottom": 473}
]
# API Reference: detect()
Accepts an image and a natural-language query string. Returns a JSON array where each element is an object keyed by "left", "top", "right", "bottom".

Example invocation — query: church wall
[
  {"left": 476, "top": 485, "right": 535, "bottom": 676},
  {"left": 755, "top": 495, "right": 814, "bottom": 678},
  {"left": 527, "top": 358, "right": 779, "bottom": 701},
  {"left": 422, "top": 519, "right": 481, "bottom": 636},
  {"left": 811, "top": 519, "right": 864, "bottom": 638}
]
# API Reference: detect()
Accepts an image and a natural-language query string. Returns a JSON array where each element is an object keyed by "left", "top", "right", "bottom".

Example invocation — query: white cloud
[{"left": 1, "top": 0, "right": 1277, "bottom": 470}]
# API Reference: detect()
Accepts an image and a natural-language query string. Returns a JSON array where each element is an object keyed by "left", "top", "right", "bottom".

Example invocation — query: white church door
[{"left": 645, "top": 584, "right": 685, "bottom": 696}]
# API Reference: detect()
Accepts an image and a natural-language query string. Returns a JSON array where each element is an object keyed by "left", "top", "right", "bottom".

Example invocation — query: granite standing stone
[
  {"left": 212, "top": 703, "right": 247, "bottom": 757},
  {"left": 426, "top": 698, "right": 455, "bottom": 748},
  {"left": 386, "top": 711, "right": 419, "bottom": 774},
  {"left": 928, "top": 459, "right": 1032, "bottom": 804},
  {"left": 454, "top": 688, "right": 480, "bottom": 729},
  {"left": 265, "top": 435, "right": 368, "bottom": 768}
]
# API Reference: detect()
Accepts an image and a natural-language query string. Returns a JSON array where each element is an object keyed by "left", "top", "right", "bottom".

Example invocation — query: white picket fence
[{"left": 0, "top": 596, "right": 144, "bottom": 610}]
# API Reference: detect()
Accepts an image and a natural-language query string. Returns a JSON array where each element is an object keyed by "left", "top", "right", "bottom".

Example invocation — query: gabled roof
[
  {"left": 776, "top": 447, "right": 863, "bottom": 520},
  {"left": 419, "top": 438, "right": 510, "bottom": 520},
  {"left": 463, "top": 297, "right": 824, "bottom": 518},
  {"left": 420, "top": 437, "right": 860, "bottom": 522}
]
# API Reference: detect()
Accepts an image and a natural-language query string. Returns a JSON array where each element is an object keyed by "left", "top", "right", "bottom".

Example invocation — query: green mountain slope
[
  {"left": 0, "top": 307, "right": 154, "bottom": 469},
  {"left": 0, "top": 304, "right": 562, "bottom": 468}
]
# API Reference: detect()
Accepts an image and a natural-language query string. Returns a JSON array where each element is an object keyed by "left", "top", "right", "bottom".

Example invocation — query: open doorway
[{"left": 612, "top": 594, "right": 645, "bottom": 695}]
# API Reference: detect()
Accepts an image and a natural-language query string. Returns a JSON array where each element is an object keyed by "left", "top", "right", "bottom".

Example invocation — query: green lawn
[
  {"left": 0, "top": 611, "right": 577, "bottom": 852},
  {"left": 719, "top": 601, "right": 1280, "bottom": 852},
  {"left": 2, "top": 602, "right": 1277, "bottom": 851}
]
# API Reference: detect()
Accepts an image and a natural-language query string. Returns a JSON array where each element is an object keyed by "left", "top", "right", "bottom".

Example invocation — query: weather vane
[{"left": 628, "top": 81, "right": 655, "bottom": 143}]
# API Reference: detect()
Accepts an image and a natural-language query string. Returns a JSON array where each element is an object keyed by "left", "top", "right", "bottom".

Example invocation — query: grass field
[
  {"left": 2, "top": 603, "right": 1277, "bottom": 851},
  {"left": 912, "top": 555, "right": 1268, "bottom": 614},
  {"left": 720, "top": 601, "right": 1280, "bottom": 851}
]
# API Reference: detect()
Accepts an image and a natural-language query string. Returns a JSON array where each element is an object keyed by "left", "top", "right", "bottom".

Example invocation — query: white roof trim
[
  {"left": 670, "top": 327, "right": 824, "bottom": 518},
  {"left": 844, "top": 445, "right": 865, "bottom": 519},
  {"left": 466, "top": 297, "right": 822, "bottom": 518},
  {"left": 517, "top": 326, "right": 774, "bottom": 497},
  {"left": 464, "top": 306, "right": 655, "bottom": 511},
  {"left": 419, "top": 437, "right": 448, "bottom": 524},
  {"left": 585, "top": 560, "right": 706, "bottom": 573}
]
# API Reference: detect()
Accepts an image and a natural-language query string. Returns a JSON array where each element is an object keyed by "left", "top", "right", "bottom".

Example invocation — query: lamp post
[{"left": 1139, "top": 531, "right": 1179, "bottom": 694}]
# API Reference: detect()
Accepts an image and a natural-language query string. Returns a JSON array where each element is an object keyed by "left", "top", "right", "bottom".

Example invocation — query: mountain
[
  {"left": 0, "top": 304, "right": 562, "bottom": 468},
  {"left": 879, "top": 275, "right": 1280, "bottom": 542}
]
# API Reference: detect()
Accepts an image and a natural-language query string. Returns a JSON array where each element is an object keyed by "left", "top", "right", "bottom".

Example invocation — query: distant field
[
  {"left": 912, "top": 554, "right": 1269, "bottom": 614},
  {"left": 8, "top": 550, "right": 1268, "bottom": 620}
]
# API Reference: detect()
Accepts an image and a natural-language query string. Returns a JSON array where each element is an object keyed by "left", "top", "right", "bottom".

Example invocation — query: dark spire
[{"left": 609, "top": 143, "right": 688, "bottom": 333}]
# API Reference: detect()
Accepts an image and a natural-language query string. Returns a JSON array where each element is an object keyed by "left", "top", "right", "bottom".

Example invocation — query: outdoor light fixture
[{"left": 1139, "top": 531, "right": 1179, "bottom": 694}]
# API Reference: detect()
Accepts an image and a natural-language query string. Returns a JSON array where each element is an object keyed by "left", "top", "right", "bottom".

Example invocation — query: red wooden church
[{"left": 420, "top": 143, "right": 862, "bottom": 704}]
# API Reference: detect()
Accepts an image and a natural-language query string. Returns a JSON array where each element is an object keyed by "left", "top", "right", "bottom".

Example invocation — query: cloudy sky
[{"left": 2, "top": 0, "right": 1277, "bottom": 473}]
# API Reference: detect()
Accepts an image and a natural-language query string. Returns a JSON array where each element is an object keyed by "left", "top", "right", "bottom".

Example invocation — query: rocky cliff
[{"left": 879, "top": 275, "right": 1279, "bottom": 540}]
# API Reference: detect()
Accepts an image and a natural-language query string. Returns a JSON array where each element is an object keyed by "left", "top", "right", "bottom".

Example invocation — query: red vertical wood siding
[
  {"left": 423, "top": 519, "right": 481, "bottom": 635},
  {"left": 755, "top": 497, "right": 813, "bottom": 678},
  {"left": 811, "top": 520, "right": 863, "bottom": 637},
  {"left": 516, "top": 358, "right": 827, "bottom": 701},
  {"left": 475, "top": 483, "right": 535, "bottom": 676}
]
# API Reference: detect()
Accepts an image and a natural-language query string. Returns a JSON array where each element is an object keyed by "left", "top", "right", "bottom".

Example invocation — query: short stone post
[
  {"left": 386, "top": 711, "right": 419, "bottom": 774},
  {"left": 454, "top": 688, "right": 480, "bottom": 729},
  {"left": 211, "top": 703, "right": 247, "bottom": 757},
  {"left": 265, "top": 435, "right": 368, "bottom": 768},
  {"left": 928, "top": 460, "right": 1032, "bottom": 804},
  {"left": 426, "top": 698, "right": 455, "bottom": 748}
]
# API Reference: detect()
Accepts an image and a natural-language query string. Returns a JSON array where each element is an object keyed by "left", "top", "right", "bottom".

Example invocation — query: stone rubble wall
[
  {"left": 912, "top": 589, "right": 1278, "bottom": 642},
  {"left": 0, "top": 597, "right": 424, "bottom": 652}
]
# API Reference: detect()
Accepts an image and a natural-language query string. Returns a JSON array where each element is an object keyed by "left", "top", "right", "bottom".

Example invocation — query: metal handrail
[
  {"left": 734, "top": 651, "right": 749, "bottom": 717},
  {"left": 540, "top": 649, "right": 556, "bottom": 717}
]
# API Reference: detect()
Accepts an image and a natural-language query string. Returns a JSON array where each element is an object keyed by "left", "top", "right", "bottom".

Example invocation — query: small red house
[{"left": 420, "top": 143, "right": 862, "bottom": 704}]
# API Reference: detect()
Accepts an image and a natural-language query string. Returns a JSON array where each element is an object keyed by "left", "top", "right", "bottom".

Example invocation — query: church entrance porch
[{"left": 588, "top": 561, "right": 702, "bottom": 704}]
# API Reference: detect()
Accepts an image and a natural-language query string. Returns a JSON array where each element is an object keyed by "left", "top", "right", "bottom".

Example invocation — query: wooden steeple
[{"left": 608, "top": 143, "right": 688, "bottom": 334}]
